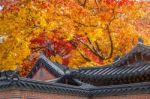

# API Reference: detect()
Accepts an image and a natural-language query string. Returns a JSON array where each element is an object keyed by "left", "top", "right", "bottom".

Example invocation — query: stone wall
[
  {"left": 0, "top": 90, "right": 87, "bottom": 99},
  {"left": 0, "top": 89, "right": 150, "bottom": 99}
]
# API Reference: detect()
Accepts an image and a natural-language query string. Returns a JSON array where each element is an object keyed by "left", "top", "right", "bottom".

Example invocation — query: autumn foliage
[{"left": 0, "top": 0, "right": 149, "bottom": 76}]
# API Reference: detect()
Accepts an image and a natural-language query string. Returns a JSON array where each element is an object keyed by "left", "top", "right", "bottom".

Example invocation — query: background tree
[{"left": 0, "top": 0, "right": 149, "bottom": 76}]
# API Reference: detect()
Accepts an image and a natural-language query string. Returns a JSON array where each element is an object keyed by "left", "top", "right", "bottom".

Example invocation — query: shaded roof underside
[{"left": 0, "top": 78, "right": 150, "bottom": 97}]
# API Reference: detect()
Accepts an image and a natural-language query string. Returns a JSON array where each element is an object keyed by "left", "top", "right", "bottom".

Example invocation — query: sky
[{"left": 0, "top": 6, "right": 3, "bottom": 11}]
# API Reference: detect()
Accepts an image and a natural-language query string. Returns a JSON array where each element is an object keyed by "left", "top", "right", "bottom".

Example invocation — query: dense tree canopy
[{"left": 0, "top": 0, "right": 149, "bottom": 76}]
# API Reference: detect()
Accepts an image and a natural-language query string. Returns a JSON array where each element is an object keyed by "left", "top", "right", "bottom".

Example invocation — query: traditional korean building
[{"left": 0, "top": 40, "right": 150, "bottom": 99}]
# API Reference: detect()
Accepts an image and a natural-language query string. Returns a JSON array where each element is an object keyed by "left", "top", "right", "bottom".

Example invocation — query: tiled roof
[
  {"left": 1, "top": 41, "right": 149, "bottom": 96},
  {"left": 0, "top": 77, "right": 88, "bottom": 96},
  {"left": 71, "top": 62, "right": 150, "bottom": 86},
  {"left": 27, "top": 53, "right": 69, "bottom": 78},
  {"left": 0, "top": 70, "right": 17, "bottom": 77},
  {"left": 0, "top": 77, "right": 150, "bottom": 96},
  {"left": 113, "top": 43, "right": 150, "bottom": 67}
]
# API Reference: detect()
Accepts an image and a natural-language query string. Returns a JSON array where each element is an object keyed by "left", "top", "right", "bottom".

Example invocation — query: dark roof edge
[
  {"left": 0, "top": 78, "right": 150, "bottom": 97},
  {"left": 91, "top": 81, "right": 150, "bottom": 96}
]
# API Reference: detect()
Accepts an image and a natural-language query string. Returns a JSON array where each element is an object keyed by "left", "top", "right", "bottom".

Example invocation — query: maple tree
[
  {"left": 70, "top": 0, "right": 150, "bottom": 65},
  {"left": 0, "top": 0, "right": 149, "bottom": 76}
]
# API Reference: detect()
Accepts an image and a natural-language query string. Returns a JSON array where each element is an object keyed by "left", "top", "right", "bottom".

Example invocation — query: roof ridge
[
  {"left": 39, "top": 54, "right": 65, "bottom": 75},
  {"left": 27, "top": 53, "right": 70, "bottom": 78}
]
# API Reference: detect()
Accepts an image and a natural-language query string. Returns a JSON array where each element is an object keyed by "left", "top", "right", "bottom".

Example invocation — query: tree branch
[
  {"left": 70, "top": 39, "right": 91, "bottom": 61},
  {"left": 83, "top": 0, "right": 87, "bottom": 7},
  {"left": 74, "top": 36, "right": 105, "bottom": 60},
  {"left": 95, "top": 0, "right": 100, "bottom": 12},
  {"left": 87, "top": 37, "right": 105, "bottom": 59},
  {"left": 104, "top": 6, "right": 116, "bottom": 59},
  {"left": 77, "top": 48, "right": 91, "bottom": 61}
]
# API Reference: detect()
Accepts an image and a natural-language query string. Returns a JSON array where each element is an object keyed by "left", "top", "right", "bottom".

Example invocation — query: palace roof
[
  {"left": 27, "top": 53, "right": 69, "bottom": 78},
  {"left": 71, "top": 62, "right": 150, "bottom": 86},
  {"left": 113, "top": 42, "right": 150, "bottom": 67},
  {"left": 0, "top": 41, "right": 150, "bottom": 97},
  {"left": 1, "top": 73, "right": 150, "bottom": 97}
]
